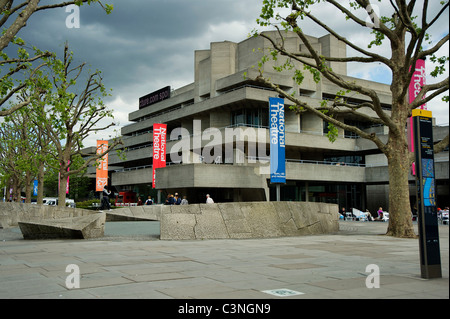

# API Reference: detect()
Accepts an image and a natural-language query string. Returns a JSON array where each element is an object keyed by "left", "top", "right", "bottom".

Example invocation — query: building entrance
[{"left": 269, "top": 181, "right": 365, "bottom": 212}]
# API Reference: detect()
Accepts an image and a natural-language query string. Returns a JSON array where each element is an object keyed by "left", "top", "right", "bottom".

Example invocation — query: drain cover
[{"left": 261, "top": 288, "right": 304, "bottom": 297}]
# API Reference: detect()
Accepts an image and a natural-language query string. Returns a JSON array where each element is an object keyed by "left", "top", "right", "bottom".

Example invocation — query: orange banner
[{"left": 96, "top": 140, "right": 108, "bottom": 191}]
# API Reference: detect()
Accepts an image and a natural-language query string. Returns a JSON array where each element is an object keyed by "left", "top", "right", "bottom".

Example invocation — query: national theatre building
[{"left": 89, "top": 31, "right": 449, "bottom": 213}]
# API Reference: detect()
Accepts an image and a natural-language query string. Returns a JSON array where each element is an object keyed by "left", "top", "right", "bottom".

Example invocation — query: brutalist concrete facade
[{"left": 92, "top": 31, "right": 448, "bottom": 213}]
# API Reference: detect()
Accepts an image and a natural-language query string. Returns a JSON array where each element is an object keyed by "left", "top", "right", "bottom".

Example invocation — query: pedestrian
[
  {"left": 165, "top": 194, "right": 175, "bottom": 205},
  {"left": 340, "top": 207, "right": 346, "bottom": 219},
  {"left": 137, "top": 197, "right": 143, "bottom": 206},
  {"left": 101, "top": 185, "right": 111, "bottom": 211},
  {"left": 145, "top": 196, "right": 153, "bottom": 205},
  {"left": 181, "top": 196, "right": 189, "bottom": 205},
  {"left": 206, "top": 194, "right": 214, "bottom": 204},
  {"left": 174, "top": 193, "right": 181, "bottom": 205}
]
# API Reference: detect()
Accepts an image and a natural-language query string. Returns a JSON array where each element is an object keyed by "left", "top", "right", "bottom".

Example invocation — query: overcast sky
[{"left": 7, "top": 0, "right": 450, "bottom": 147}]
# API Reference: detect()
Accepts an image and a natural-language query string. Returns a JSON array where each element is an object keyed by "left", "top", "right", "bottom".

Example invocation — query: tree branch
[
  {"left": 292, "top": 1, "right": 392, "bottom": 67},
  {"left": 409, "top": 77, "right": 449, "bottom": 110},
  {"left": 434, "top": 134, "right": 449, "bottom": 154},
  {"left": 0, "top": 0, "right": 39, "bottom": 51},
  {"left": 255, "top": 74, "right": 388, "bottom": 153}
]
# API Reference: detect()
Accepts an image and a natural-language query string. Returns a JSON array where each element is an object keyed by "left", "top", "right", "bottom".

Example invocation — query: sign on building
[
  {"left": 152, "top": 123, "right": 167, "bottom": 188},
  {"left": 139, "top": 86, "right": 171, "bottom": 109},
  {"left": 269, "top": 97, "right": 286, "bottom": 184}
]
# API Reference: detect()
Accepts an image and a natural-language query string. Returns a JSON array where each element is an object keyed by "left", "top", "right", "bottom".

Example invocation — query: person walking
[
  {"left": 101, "top": 185, "right": 111, "bottom": 211},
  {"left": 174, "top": 193, "right": 181, "bottom": 205},
  {"left": 145, "top": 196, "right": 153, "bottom": 205},
  {"left": 165, "top": 194, "right": 175, "bottom": 205},
  {"left": 206, "top": 194, "right": 214, "bottom": 204},
  {"left": 180, "top": 196, "right": 189, "bottom": 205}
]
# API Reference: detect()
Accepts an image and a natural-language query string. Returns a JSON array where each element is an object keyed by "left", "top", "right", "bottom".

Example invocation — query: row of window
[{"left": 231, "top": 107, "right": 375, "bottom": 139}]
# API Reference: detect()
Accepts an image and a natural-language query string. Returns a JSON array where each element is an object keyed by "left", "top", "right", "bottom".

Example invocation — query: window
[
  {"left": 323, "top": 120, "right": 330, "bottom": 135},
  {"left": 231, "top": 108, "right": 268, "bottom": 127}
]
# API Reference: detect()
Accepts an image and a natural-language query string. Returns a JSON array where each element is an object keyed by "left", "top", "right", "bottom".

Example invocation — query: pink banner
[
  {"left": 407, "top": 59, "right": 426, "bottom": 175},
  {"left": 409, "top": 59, "right": 426, "bottom": 109},
  {"left": 152, "top": 123, "right": 167, "bottom": 188}
]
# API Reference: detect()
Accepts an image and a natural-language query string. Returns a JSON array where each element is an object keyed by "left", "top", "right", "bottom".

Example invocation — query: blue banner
[
  {"left": 33, "top": 180, "right": 38, "bottom": 196},
  {"left": 269, "top": 97, "right": 286, "bottom": 183}
]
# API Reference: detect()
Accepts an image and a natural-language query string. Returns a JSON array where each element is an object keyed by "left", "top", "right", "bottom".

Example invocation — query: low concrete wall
[
  {"left": 0, "top": 202, "right": 97, "bottom": 229},
  {"left": 106, "top": 205, "right": 162, "bottom": 221},
  {"left": 19, "top": 212, "right": 106, "bottom": 240},
  {"left": 2, "top": 201, "right": 339, "bottom": 240},
  {"left": 160, "top": 201, "right": 339, "bottom": 240}
]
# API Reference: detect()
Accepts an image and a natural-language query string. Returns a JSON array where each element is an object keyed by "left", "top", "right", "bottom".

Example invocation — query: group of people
[
  {"left": 164, "top": 193, "right": 214, "bottom": 205},
  {"left": 129, "top": 192, "right": 215, "bottom": 206},
  {"left": 340, "top": 206, "right": 385, "bottom": 221},
  {"left": 102, "top": 187, "right": 217, "bottom": 208},
  {"left": 164, "top": 193, "right": 189, "bottom": 205},
  {"left": 136, "top": 196, "right": 155, "bottom": 206}
]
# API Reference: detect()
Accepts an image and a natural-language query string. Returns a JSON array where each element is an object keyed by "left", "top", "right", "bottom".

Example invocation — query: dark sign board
[
  {"left": 412, "top": 109, "right": 441, "bottom": 279},
  {"left": 139, "top": 86, "right": 171, "bottom": 109}
]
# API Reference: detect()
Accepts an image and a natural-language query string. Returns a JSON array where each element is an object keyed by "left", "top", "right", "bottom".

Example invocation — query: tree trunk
[
  {"left": 37, "top": 161, "right": 45, "bottom": 204},
  {"left": 385, "top": 134, "right": 416, "bottom": 238},
  {"left": 58, "top": 171, "right": 68, "bottom": 208},
  {"left": 24, "top": 172, "right": 33, "bottom": 204},
  {"left": 12, "top": 179, "right": 21, "bottom": 202}
]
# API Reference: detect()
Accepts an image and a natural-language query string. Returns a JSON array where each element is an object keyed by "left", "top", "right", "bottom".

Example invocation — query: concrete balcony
[
  {"left": 112, "top": 166, "right": 153, "bottom": 186},
  {"left": 155, "top": 164, "right": 267, "bottom": 189},
  {"left": 365, "top": 158, "right": 449, "bottom": 184},
  {"left": 284, "top": 161, "right": 366, "bottom": 183},
  {"left": 110, "top": 159, "right": 369, "bottom": 189},
  {"left": 121, "top": 86, "right": 275, "bottom": 136}
]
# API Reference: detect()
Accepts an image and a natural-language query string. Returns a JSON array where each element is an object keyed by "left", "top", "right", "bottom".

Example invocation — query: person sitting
[
  {"left": 366, "top": 209, "right": 374, "bottom": 221},
  {"left": 375, "top": 207, "right": 384, "bottom": 221}
]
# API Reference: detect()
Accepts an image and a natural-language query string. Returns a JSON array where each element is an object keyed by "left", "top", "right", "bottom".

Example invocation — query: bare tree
[
  {"left": 0, "top": 0, "right": 112, "bottom": 117},
  {"left": 0, "top": 0, "right": 112, "bottom": 51},
  {"left": 32, "top": 44, "right": 122, "bottom": 207},
  {"left": 254, "top": 0, "right": 449, "bottom": 237}
]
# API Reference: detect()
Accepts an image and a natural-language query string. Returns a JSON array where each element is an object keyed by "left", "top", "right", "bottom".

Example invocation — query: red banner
[
  {"left": 152, "top": 123, "right": 167, "bottom": 188},
  {"left": 96, "top": 140, "right": 109, "bottom": 191}
]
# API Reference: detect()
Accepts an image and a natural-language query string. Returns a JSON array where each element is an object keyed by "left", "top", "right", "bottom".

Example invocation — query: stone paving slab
[{"left": 0, "top": 221, "right": 448, "bottom": 301}]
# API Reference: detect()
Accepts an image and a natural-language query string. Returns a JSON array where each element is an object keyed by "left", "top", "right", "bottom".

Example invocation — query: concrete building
[{"left": 89, "top": 31, "right": 449, "bottom": 213}]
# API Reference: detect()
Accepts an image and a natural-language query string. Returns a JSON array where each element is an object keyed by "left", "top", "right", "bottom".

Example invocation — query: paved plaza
[{"left": 0, "top": 220, "right": 448, "bottom": 299}]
